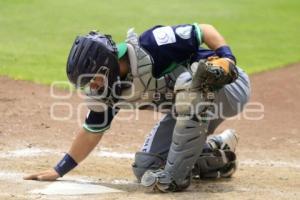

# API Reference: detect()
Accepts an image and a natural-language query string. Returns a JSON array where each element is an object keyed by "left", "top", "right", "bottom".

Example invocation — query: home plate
[{"left": 30, "top": 181, "right": 124, "bottom": 195}]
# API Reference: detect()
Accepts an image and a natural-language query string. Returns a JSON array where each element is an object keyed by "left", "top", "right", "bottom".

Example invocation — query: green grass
[{"left": 0, "top": 0, "right": 299, "bottom": 84}]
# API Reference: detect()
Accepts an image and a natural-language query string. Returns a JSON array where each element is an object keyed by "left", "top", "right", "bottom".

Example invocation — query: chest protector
[{"left": 117, "top": 29, "right": 185, "bottom": 110}]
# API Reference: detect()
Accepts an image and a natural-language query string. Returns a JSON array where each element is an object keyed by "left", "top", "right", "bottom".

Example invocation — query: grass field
[{"left": 0, "top": 0, "right": 299, "bottom": 84}]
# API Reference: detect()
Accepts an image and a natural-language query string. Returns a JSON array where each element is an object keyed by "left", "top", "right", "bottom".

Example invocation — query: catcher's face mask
[{"left": 82, "top": 66, "right": 115, "bottom": 99}]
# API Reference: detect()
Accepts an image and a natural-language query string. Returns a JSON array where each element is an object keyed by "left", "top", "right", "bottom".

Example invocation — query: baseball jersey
[
  {"left": 83, "top": 23, "right": 217, "bottom": 133},
  {"left": 139, "top": 23, "right": 215, "bottom": 78}
]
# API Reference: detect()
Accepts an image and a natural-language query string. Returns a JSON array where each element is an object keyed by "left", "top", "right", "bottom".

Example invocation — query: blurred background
[{"left": 0, "top": 0, "right": 299, "bottom": 84}]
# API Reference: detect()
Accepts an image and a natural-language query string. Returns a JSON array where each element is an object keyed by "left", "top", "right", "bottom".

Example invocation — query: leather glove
[{"left": 205, "top": 56, "right": 239, "bottom": 89}]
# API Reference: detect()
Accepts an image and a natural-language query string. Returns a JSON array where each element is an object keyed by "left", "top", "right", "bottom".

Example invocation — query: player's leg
[
  {"left": 132, "top": 113, "right": 176, "bottom": 182},
  {"left": 141, "top": 68, "right": 211, "bottom": 192},
  {"left": 132, "top": 71, "right": 210, "bottom": 185},
  {"left": 193, "top": 67, "right": 250, "bottom": 178},
  {"left": 132, "top": 112, "right": 220, "bottom": 182},
  {"left": 141, "top": 61, "right": 250, "bottom": 192},
  {"left": 131, "top": 66, "right": 191, "bottom": 182},
  {"left": 135, "top": 67, "right": 250, "bottom": 185}
]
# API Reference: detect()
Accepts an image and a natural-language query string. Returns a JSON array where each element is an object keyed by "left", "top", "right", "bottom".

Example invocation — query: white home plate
[{"left": 30, "top": 181, "right": 123, "bottom": 195}]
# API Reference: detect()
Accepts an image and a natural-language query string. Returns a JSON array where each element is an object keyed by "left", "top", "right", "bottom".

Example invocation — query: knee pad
[{"left": 132, "top": 152, "right": 165, "bottom": 182}]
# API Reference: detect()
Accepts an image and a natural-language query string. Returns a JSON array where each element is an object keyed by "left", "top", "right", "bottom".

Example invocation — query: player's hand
[{"left": 23, "top": 169, "right": 60, "bottom": 181}]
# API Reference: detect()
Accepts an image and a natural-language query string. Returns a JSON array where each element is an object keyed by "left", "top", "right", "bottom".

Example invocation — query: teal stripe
[
  {"left": 82, "top": 123, "right": 110, "bottom": 134},
  {"left": 193, "top": 23, "right": 202, "bottom": 45}
]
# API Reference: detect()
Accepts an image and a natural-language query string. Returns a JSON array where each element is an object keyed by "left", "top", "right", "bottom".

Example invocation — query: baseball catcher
[{"left": 24, "top": 23, "right": 250, "bottom": 192}]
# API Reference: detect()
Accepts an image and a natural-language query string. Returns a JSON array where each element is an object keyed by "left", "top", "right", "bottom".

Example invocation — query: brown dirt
[{"left": 0, "top": 64, "right": 300, "bottom": 200}]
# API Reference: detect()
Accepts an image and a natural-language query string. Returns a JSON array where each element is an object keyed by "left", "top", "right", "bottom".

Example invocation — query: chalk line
[
  {"left": 96, "top": 151, "right": 134, "bottom": 159},
  {"left": 1, "top": 147, "right": 300, "bottom": 169},
  {"left": 0, "top": 148, "right": 58, "bottom": 158},
  {"left": 240, "top": 159, "right": 300, "bottom": 169}
]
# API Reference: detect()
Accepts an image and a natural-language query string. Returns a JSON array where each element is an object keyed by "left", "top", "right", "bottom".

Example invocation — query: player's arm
[
  {"left": 199, "top": 24, "right": 227, "bottom": 50},
  {"left": 23, "top": 107, "right": 117, "bottom": 181},
  {"left": 68, "top": 128, "right": 103, "bottom": 163},
  {"left": 199, "top": 24, "right": 236, "bottom": 64},
  {"left": 197, "top": 24, "right": 238, "bottom": 84},
  {"left": 23, "top": 128, "right": 103, "bottom": 181}
]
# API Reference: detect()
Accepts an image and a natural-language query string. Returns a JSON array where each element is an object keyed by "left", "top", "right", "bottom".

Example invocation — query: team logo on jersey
[
  {"left": 152, "top": 26, "right": 176, "bottom": 46},
  {"left": 175, "top": 25, "right": 192, "bottom": 39}
]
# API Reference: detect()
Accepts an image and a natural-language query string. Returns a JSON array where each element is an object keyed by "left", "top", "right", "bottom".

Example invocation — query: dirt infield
[{"left": 0, "top": 64, "right": 300, "bottom": 200}]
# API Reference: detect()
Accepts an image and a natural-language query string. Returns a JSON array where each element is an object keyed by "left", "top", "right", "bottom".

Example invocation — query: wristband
[
  {"left": 54, "top": 153, "right": 78, "bottom": 177},
  {"left": 215, "top": 46, "right": 237, "bottom": 64}
]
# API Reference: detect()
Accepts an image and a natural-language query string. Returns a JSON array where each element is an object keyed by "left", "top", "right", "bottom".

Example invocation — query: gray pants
[{"left": 140, "top": 67, "right": 251, "bottom": 159}]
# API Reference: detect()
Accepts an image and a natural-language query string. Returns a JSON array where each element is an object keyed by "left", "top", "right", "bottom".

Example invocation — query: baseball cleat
[
  {"left": 192, "top": 129, "right": 239, "bottom": 179},
  {"left": 141, "top": 170, "right": 158, "bottom": 188},
  {"left": 141, "top": 169, "right": 190, "bottom": 192},
  {"left": 207, "top": 129, "right": 238, "bottom": 152},
  {"left": 141, "top": 169, "right": 173, "bottom": 192}
]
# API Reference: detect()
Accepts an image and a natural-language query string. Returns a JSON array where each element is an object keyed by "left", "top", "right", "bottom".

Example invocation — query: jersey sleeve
[
  {"left": 139, "top": 23, "right": 203, "bottom": 78},
  {"left": 82, "top": 107, "right": 119, "bottom": 134}
]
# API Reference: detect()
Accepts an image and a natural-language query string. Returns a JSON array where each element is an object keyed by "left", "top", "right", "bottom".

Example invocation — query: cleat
[
  {"left": 193, "top": 129, "right": 239, "bottom": 179},
  {"left": 207, "top": 129, "right": 238, "bottom": 152},
  {"left": 141, "top": 170, "right": 158, "bottom": 188},
  {"left": 141, "top": 169, "right": 190, "bottom": 192},
  {"left": 141, "top": 169, "right": 171, "bottom": 192}
]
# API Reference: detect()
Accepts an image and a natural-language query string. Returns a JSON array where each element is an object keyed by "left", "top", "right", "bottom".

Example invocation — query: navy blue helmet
[{"left": 66, "top": 31, "right": 121, "bottom": 97}]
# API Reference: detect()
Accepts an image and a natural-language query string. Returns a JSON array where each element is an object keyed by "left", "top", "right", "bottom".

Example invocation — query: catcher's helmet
[{"left": 66, "top": 31, "right": 121, "bottom": 97}]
